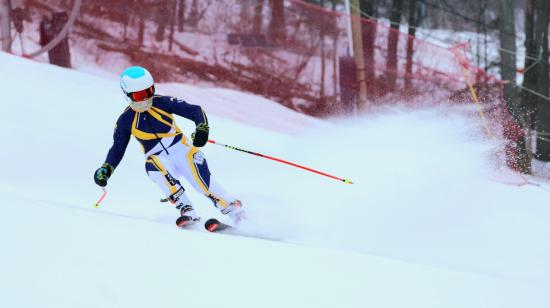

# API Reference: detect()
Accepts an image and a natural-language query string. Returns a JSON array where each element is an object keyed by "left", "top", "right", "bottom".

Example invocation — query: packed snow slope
[{"left": 1, "top": 52, "right": 550, "bottom": 308}]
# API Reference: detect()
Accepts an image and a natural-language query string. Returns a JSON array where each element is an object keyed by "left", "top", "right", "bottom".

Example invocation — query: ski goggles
[{"left": 125, "top": 85, "right": 155, "bottom": 102}]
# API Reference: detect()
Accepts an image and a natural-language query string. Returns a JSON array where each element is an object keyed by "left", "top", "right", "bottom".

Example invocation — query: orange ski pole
[
  {"left": 94, "top": 187, "right": 108, "bottom": 208},
  {"left": 208, "top": 140, "right": 353, "bottom": 184}
]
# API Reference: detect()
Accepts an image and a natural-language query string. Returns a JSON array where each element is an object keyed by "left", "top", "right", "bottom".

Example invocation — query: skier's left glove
[
  {"left": 94, "top": 163, "right": 114, "bottom": 187},
  {"left": 192, "top": 123, "right": 209, "bottom": 147}
]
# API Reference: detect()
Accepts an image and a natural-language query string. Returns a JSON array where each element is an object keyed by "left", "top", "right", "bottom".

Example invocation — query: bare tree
[
  {"left": 405, "top": 0, "right": 422, "bottom": 90},
  {"left": 498, "top": 0, "right": 518, "bottom": 118},
  {"left": 498, "top": 0, "right": 530, "bottom": 171},
  {"left": 330, "top": 0, "right": 340, "bottom": 101},
  {"left": 177, "top": 0, "right": 185, "bottom": 32},
  {"left": 268, "top": 0, "right": 286, "bottom": 43},
  {"left": 155, "top": 0, "right": 171, "bottom": 42},
  {"left": 533, "top": 1, "right": 550, "bottom": 161},
  {"left": 522, "top": 0, "right": 550, "bottom": 164},
  {"left": 0, "top": 0, "right": 11, "bottom": 52},
  {"left": 239, "top": 0, "right": 251, "bottom": 25},
  {"left": 253, "top": 0, "right": 264, "bottom": 34},
  {"left": 360, "top": 0, "right": 377, "bottom": 95},
  {"left": 188, "top": 0, "right": 199, "bottom": 27},
  {"left": 351, "top": 0, "right": 368, "bottom": 106},
  {"left": 386, "top": 0, "right": 404, "bottom": 89},
  {"left": 169, "top": 0, "right": 177, "bottom": 51},
  {"left": 137, "top": 17, "right": 145, "bottom": 46},
  {"left": 319, "top": 0, "right": 326, "bottom": 99}
]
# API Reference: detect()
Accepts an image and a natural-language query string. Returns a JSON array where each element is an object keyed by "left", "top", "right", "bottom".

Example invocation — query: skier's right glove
[
  {"left": 191, "top": 123, "right": 209, "bottom": 147},
  {"left": 94, "top": 163, "right": 114, "bottom": 187}
]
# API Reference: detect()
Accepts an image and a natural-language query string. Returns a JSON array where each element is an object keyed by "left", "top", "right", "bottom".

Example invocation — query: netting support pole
[{"left": 452, "top": 45, "right": 494, "bottom": 139}]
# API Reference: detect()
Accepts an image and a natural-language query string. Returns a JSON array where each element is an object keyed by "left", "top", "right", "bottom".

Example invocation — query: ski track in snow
[{"left": 1, "top": 52, "right": 550, "bottom": 307}]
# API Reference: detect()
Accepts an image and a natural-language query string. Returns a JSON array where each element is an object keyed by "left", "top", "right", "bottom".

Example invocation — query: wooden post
[{"left": 350, "top": 0, "right": 367, "bottom": 109}]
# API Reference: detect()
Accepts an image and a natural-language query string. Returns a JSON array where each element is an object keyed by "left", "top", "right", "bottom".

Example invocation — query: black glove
[
  {"left": 94, "top": 163, "right": 114, "bottom": 187},
  {"left": 191, "top": 123, "right": 209, "bottom": 147}
]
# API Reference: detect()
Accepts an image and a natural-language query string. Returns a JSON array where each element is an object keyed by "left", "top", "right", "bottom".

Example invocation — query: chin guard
[{"left": 129, "top": 97, "right": 153, "bottom": 112}]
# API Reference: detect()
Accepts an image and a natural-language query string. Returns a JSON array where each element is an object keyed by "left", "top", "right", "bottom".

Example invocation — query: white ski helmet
[{"left": 120, "top": 66, "right": 155, "bottom": 103}]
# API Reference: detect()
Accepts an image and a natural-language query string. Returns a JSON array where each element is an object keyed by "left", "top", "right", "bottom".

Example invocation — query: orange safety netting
[{"left": 26, "top": 0, "right": 523, "bottom": 170}]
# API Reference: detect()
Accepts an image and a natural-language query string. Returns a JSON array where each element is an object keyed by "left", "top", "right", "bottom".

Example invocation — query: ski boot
[
  {"left": 164, "top": 187, "right": 200, "bottom": 228},
  {"left": 220, "top": 200, "right": 246, "bottom": 224},
  {"left": 175, "top": 204, "right": 200, "bottom": 228}
]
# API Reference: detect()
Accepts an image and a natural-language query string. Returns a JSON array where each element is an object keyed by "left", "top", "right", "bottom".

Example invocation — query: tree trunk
[
  {"left": 239, "top": 1, "right": 250, "bottom": 27},
  {"left": 319, "top": 0, "right": 326, "bottom": 99},
  {"left": 498, "top": 0, "right": 519, "bottom": 119},
  {"left": 534, "top": 1, "right": 550, "bottom": 161},
  {"left": 122, "top": 0, "right": 130, "bottom": 41},
  {"left": 155, "top": 0, "right": 170, "bottom": 42},
  {"left": 39, "top": 12, "right": 72, "bottom": 68},
  {"left": 475, "top": 0, "right": 482, "bottom": 69},
  {"left": 253, "top": 0, "right": 264, "bottom": 34},
  {"left": 138, "top": 17, "right": 145, "bottom": 46},
  {"left": 189, "top": 0, "right": 199, "bottom": 27},
  {"left": 360, "top": 0, "right": 377, "bottom": 97},
  {"left": 521, "top": 0, "right": 536, "bottom": 171},
  {"left": 177, "top": 0, "right": 185, "bottom": 32},
  {"left": 350, "top": 0, "right": 367, "bottom": 108},
  {"left": 498, "top": 0, "right": 529, "bottom": 172},
  {"left": 405, "top": 0, "right": 420, "bottom": 90},
  {"left": 482, "top": 0, "right": 488, "bottom": 72},
  {"left": 169, "top": 0, "right": 177, "bottom": 51},
  {"left": 0, "top": 0, "right": 11, "bottom": 52},
  {"left": 268, "top": 0, "right": 285, "bottom": 43},
  {"left": 331, "top": 0, "right": 339, "bottom": 102},
  {"left": 386, "top": 0, "right": 404, "bottom": 90},
  {"left": 522, "top": 0, "right": 550, "bottom": 163}
]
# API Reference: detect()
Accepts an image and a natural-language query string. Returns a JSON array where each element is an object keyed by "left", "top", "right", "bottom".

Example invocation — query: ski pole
[
  {"left": 94, "top": 187, "right": 108, "bottom": 208},
  {"left": 207, "top": 140, "right": 354, "bottom": 184}
]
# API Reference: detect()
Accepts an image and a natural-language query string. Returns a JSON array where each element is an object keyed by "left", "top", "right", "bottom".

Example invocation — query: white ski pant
[{"left": 145, "top": 140, "right": 235, "bottom": 210}]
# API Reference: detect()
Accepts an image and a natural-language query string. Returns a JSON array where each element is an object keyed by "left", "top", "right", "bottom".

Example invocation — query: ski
[
  {"left": 176, "top": 216, "right": 201, "bottom": 228},
  {"left": 204, "top": 218, "right": 232, "bottom": 232},
  {"left": 176, "top": 215, "right": 193, "bottom": 228}
]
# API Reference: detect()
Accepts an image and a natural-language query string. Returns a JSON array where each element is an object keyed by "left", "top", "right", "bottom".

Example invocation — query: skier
[{"left": 93, "top": 66, "right": 244, "bottom": 227}]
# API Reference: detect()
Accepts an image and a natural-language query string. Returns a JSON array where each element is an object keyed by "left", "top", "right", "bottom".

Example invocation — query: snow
[{"left": 1, "top": 51, "right": 550, "bottom": 307}]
